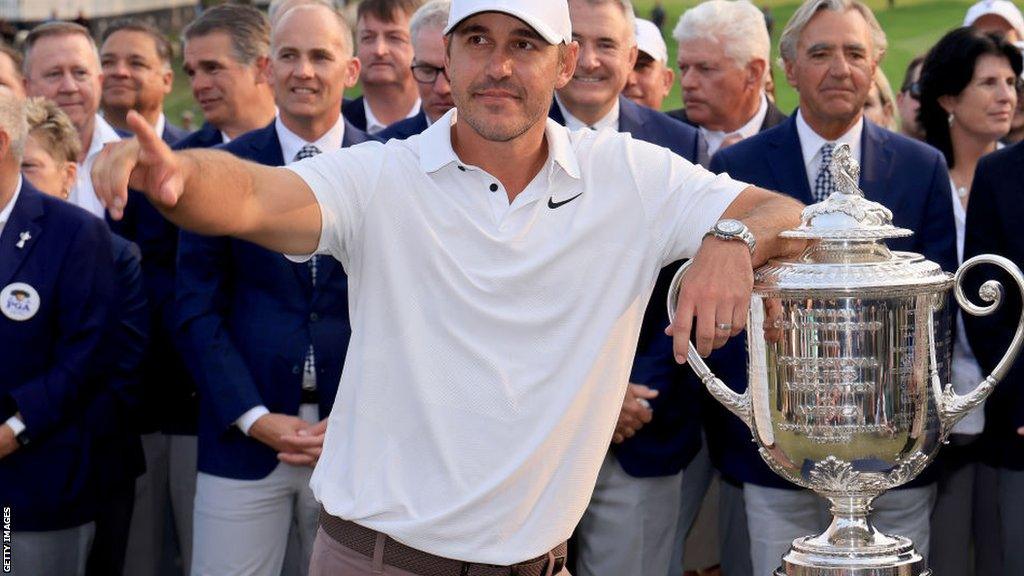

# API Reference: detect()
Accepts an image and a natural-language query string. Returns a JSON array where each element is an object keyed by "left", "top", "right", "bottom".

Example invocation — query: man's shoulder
[
  {"left": 869, "top": 123, "right": 942, "bottom": 166},
  {"left": 665, "top": 107, "right": 691, "bottom": 126},
  {"left": 981, "top": 140, "right": 1024, "bottom": 172},
  {"left": 377, "top": 113, "right": 428, "bottom": 141},
  {"left": 717, "top": 120, "right": 787, "bottom": 160},
  {"left": 218, "top": 121, "right": 278, "bottom": 162},
  {"left": 172, "top": 124, "right": 223, "bottom": 150},
  {"left": 162, "top": 123, "right": 191, "bottom": 146}
]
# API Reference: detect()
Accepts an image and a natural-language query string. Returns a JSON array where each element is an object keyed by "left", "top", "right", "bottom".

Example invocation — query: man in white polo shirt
[{"left": 93, "top": 0, "right": 804, "bottom": 574}]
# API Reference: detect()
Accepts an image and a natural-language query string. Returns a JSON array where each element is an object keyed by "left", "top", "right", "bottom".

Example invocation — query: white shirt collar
[
  {"left": 795, "top": 109, "right": 864, "bottom": 182},
  {"left": 277, "top": 114, "right": 347, "bottom": 164},
  {"left": 364, "top": 97, "right": 422, "bottom": 135},
  {"left": 0, "top": 176, "right": 23, "bottom": 238},
  {"left": 554, "top": 94, "right": 620, "bottom": 132},
  {"left": 154, "top": 113, "right": 166, "bottom": 140},
  {"left": 87, "top": 114, "right": 122, "bottom": 160},
  {"left": 701, "top": 93, "right": 769, "bottom": 157},
  {"left": 418, "top": 108, "right": 581, "bottom": 181}
]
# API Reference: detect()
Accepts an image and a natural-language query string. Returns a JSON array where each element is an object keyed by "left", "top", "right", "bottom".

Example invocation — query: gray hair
[
  {"left": 183, "top": 4, "right": 270, "bottom": 65},
  {"left": 575, "top": 0, "right": 637, "bottom": 43},
  {"left": 409, "top": 0, "right": 450, "bottom": 43},
  {"left": 779, "top": 0, "right": 887, "bottom": 63},
  {"left": 272, "top": 4, "right": 354, "bottom": 58},
  {"left": 0, "top": 92, "right": 27, "bottom": 161},
  {"left": 673, "top": 0, "right": 770, "bottom": 70}
]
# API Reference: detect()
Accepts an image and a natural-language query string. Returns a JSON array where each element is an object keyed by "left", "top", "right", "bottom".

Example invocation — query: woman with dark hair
[{"left": 918, "top": 26, "right": 1021, "bottom": 576}]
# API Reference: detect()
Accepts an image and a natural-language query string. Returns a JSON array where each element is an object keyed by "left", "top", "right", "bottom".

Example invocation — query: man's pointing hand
[{"left": 93, "top": 110, "right": 185, "bottom": 220}]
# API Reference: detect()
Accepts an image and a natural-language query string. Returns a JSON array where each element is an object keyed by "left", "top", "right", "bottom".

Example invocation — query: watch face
[{"left": 717, "top": 219, "right": 743, "bottom": 235}]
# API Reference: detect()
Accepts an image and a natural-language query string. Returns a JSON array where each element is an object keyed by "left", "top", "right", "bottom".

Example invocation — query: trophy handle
[
  {"left": 936, "top": 254, "right": 1024, "bottom": 427},
  {"left": 665, "top": 260, "right": 753, "bottom": 428}
]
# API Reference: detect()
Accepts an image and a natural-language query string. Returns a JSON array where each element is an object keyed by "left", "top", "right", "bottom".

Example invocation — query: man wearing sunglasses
[{"left": 379, "top": 0, "right": 453, "bottom": 140}]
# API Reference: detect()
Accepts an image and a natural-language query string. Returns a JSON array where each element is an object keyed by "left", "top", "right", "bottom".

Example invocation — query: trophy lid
[
  {"left": 779, "top": 144, "right": 912, "bottom": 242},
  {"left": 756, "top": 144, "right": 952, "bottom": 293}
]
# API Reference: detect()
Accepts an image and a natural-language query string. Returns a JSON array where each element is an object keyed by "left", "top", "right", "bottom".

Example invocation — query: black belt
[{"left": 318, "top": 507, "right": 567, "bottom": 576}]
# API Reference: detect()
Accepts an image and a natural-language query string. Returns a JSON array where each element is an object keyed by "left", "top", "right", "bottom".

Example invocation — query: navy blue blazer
[
  {"left": 549, "top": 95, "right": 707, "bottom": 167},
  {"left": 106, "top": 125, "right": 204, "bottom": 436},
  {"left": 176, "top": 119, "right": 371, "bottom": 480},
  {"left": 549, "top": 95, "right": 709, "bottom": 477},
  {"left": 0, "top": 182, "right": 115, "bottom": 530},
  {"left": 162, "top": 121, "right": 191, "bottom": 146},
  {"left": 377, "top": 110, "right": 429, "bottom": 141},
  {"left": 706, "top": 117, "right": 958, "bottom": 488},
  {"left": 963, "top": 142, "right": 1024, "bottom": 470},
  {"left": 342, "top": 96, "right": 368, "bottom": 132},
  {"left": 173, "top": 121, "right": 223, "bottom": 150},
  {"left": 85, "top": 234, "right": 149, "bottom": 495}
]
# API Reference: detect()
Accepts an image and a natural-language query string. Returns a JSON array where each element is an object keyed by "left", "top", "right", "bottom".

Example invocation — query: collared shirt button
[
  {"left": 309, "top": 312, "right": 320, "bottom": 322},
  {"left": 292, "top": 366, "right": 301, "bottom": 375},
  {"left": 489, "top": 183, "right": 499, "bottom": 192}
]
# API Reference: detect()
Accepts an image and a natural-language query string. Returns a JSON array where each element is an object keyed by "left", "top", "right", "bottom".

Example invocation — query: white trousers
[
  {"left": 744, "top": 483, "right": 936, "bottom": 576},
  {"left": 575, "top": 453, "right": 683, "bottom": 576},
  {"left": 191, "top": 406, "right": 319, "bottom": 576}
]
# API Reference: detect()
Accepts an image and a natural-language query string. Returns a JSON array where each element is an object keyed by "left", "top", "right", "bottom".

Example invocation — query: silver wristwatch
[{"left": 703, "top": 219, "right": 756, "bottom": 255}]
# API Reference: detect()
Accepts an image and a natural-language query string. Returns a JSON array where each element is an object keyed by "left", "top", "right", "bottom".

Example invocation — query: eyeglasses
[{"left": 411, "top": 63, "right": 448, "bottom": 84}]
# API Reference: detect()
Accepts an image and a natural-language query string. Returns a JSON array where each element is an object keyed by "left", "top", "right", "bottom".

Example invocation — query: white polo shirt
[{"left": 286, "top": 109, "right": 747, "bottom": 564}]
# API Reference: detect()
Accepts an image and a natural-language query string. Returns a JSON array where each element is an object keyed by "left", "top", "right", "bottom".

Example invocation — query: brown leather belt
[{"left": 318, "top": 507, "right": 568, "bottom": 576}]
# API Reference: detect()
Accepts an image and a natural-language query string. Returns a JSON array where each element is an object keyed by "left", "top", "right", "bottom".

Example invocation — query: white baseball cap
[
  {"left": 635, "top": 18, "right": 668, "bottom": 63},
  {"left": 444, "top": 0, "right": 573, "bottom": 45},
  {"left": 964, "top": 0, "right": 1024, "bottom": 39}
]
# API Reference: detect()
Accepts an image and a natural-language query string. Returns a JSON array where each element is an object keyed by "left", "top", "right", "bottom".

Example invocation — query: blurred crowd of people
[{"left": 1, "top": 0, "right": 1023, "bottom": 575}]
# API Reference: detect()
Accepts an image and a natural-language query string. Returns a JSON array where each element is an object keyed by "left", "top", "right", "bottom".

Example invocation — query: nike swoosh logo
[{"left": 548, "top": 193, "right": 582, "bottom": 209}]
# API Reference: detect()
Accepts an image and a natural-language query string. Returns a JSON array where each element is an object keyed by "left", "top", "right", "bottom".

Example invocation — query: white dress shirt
[
  {"left": 701, "top": 93, "right": 769, "bottom": 157},
  {"left": 364, "top": 97, "right": 421, "bottom": 135},
  {"left": 70, "top": 115, "right": 122, "bottom": 218},
  {"left": 795, "top": 110, "right": 864, "bottom": 193},
  {"left": 285, "top": 108, "right": 747, "bottom": 564},
  {"left": 555, "top": 94, "right": 620, "bottom": 132}
]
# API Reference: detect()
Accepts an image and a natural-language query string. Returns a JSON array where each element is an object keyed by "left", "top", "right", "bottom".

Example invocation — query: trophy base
[{"left": 774, "top": 535, "right": 930, "bottom": 576}]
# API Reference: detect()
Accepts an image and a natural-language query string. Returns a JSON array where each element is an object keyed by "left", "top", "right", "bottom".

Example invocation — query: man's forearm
[
  {"left": 158, "top": 149, "right": 320, "bottom": 254},
  {"left": 723, "top": 188, "right": 806, "bottom": 268}
]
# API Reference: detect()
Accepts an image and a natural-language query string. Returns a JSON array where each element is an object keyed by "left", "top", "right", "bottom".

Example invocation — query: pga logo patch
[{"left": 1, "top": 282, "right": 40, "bottom": 322}]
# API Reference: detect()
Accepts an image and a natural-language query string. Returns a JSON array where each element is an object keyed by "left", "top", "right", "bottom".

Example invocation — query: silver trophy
[{"left": 668, "top": 144, "right": 1024, "bottom": 576}]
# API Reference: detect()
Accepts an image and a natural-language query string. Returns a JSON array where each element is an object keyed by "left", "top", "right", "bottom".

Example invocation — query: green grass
[{"left": 162, "top": 0, "right": 1009, "bottom": 126}]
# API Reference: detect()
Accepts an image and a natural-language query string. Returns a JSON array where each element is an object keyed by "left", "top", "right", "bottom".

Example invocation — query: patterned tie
[
  {"left": 293, "top": 143, "right": 321, "bottom": 397},
  {"left": 813, "top": 142, "right": 836, "bottom": 202}
]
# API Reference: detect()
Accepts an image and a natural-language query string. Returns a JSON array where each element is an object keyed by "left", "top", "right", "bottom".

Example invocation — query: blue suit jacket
[
  {"left": 707, "top": 117, "right": 958, "bottom": 488},
  {"left": 173, "top": 121, "right": 223, "bottom": 150},
  {"left": 0, "top": 182, "right": 115, "bottom": 530},
  {"left": 377, "top": 110, "right": 429, "bottom": 141},
  {"left": 162, "top": 122, "right": 191, "bottom": 146},
  {"left": 963, "top": 142, "right": 1024, "bottom": 470},
  {"left": 549, "top": 95, "right": 709, "bottom": 477},
  {"left": 342, "top": 96, "right": 368, "bottom": 132},
  {"left": 85, "top": 234, "right": 149, "bottom": 494},
  {"left": 176, "top": 119, "right": 372, "bottom": 480},
  {"left": 106, "top": 125, "right": 203, "bottom": 436}
]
